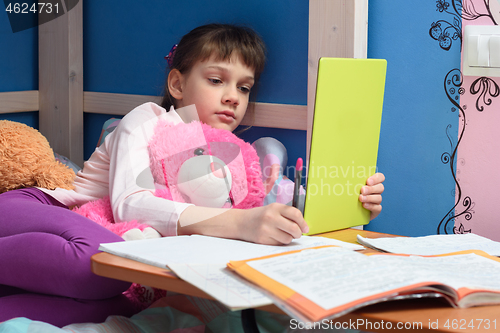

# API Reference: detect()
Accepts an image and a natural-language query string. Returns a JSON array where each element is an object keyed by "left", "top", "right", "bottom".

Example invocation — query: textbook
[{"left": 228, "top": 246, "right": 500, "bottom": 323}]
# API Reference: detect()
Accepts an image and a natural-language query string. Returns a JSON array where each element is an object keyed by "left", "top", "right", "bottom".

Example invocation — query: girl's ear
[{"left": 168, "top": 69, "right": 184, "bottom": 100}]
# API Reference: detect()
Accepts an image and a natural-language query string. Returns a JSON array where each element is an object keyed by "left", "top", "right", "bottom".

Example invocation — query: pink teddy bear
[{"left": 73, "top": 120, "right": 266, "bottom": 240}]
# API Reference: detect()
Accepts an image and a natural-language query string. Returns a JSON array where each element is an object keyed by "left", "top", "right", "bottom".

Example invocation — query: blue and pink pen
[{"left": 292, "top": 158, "right": 303, "bottom": 208}]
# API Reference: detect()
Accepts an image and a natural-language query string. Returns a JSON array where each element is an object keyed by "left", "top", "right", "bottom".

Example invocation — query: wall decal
[
  {"left": 438, "top": 74, "right": 499, "bottom": 235},
  {"left": 438, "top": 69, "right": 475, "bottom": 234},
  {"left": 430, "top": 0, "right": 498, "bottom": 51},
  {"left": 430, "top": 0, "right": 463, "bottom": 51},
  {"left": 470, "top": 77, "right": 500, "bottom": 111}
]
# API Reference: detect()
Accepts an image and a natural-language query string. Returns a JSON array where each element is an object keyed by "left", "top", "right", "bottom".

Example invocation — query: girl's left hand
[{"left": 359, "top": 173, "right": 385, "bottom": 220}]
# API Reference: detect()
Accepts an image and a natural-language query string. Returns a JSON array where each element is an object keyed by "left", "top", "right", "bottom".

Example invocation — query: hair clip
[{"left": 165, "top": 44, "right": 178, "bottom": 68}]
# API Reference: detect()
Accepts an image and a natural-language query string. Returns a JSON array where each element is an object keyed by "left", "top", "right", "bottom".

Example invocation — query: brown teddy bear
[{"left": 0, "top": 120, "right": 76, "bottom": 194}]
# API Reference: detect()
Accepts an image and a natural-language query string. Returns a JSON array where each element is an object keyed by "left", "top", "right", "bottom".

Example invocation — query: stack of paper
[
  {"left": 99, "top": 235, "right": 364, "bottom": 310},
  {"left": 357, "top": 233, "right": 500, "bottom": 256}
]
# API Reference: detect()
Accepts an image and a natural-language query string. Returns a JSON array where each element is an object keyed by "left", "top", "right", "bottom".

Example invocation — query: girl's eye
[
  {"left": 208, "top": 78, "right": 222, "bottom": 84},
  {"left": 239, "top": 86, "right": 251, "bottom": 94}
]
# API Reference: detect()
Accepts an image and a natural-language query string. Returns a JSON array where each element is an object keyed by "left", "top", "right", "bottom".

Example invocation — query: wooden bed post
[
  {"left": 307, "top": 0, "right": 368, "bottom": 158},
  {"left": 39, "top": 0, "right": 84, "bottom": 167}
]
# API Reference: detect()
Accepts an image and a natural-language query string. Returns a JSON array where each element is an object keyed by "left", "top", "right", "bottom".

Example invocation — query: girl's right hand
[{"left": 239, "top": 203, "right": 309, "bottom": 245}]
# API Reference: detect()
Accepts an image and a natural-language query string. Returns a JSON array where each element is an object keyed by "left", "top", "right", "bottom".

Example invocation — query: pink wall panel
[{"left": 456, "top": 0, "right": 500, "bottom": 240}]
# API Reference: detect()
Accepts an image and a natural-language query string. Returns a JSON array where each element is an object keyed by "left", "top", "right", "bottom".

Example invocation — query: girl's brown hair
[{"left": 161, "top": 23, "right": 267, "bottom": 111}]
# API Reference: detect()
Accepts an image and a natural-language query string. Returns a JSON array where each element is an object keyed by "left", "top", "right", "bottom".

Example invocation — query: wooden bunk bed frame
[{"left": 0, "top": 0, "right": 368, "bottom": 168}]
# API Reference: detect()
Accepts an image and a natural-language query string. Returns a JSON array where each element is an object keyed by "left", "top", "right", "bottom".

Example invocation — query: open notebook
[{"left": 304, "top": 57, "right": 387, "bottom": 235}]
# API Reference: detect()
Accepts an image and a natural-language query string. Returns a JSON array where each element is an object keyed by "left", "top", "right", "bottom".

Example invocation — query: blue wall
[
  {"left": 0, "top": 8, "right": 38, "bottom": 128},
  {"left": 82, "top": 0, "right": 308, "bottom": 166},
  {"left": 1, "top": 1, "right": 461, "bottom": 237},
  {"left": 365, "top": 2, "right": 461, "bottom": 236},
  {"left": 83, "top": 0, "right": 308, "bottom": 102}
]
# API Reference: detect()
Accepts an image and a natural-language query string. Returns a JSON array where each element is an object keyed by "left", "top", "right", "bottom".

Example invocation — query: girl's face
[{"left": 174, "top": 53, "right": 255, "bottom": 132}]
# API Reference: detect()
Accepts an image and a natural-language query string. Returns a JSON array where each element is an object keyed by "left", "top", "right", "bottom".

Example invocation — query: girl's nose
[{"left": 223, "top": 86, "right": 239, "bottom": 106}]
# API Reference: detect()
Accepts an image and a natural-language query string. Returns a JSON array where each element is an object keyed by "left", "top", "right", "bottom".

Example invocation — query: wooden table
[{"left": 91, "top": 229, "right": 500, "bottom": 332}]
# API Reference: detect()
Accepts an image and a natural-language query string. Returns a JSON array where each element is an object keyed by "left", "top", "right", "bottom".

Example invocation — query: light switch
[
  {"left": 477, "top": 34, "right": 490, "bottom": 67},
  {"left": 463, "top": 25, "right": 500, "bottom": 77},
  {"left": 490, "top": 35, "right": 500, "bottom": 68},
  {"left": 468, "top": 35, "right": 479, "bottom": 66}
]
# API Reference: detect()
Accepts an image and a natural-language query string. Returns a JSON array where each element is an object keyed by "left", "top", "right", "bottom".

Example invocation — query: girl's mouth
[{"left": 216, "top": 111, "right": 235, "bottom": 123}]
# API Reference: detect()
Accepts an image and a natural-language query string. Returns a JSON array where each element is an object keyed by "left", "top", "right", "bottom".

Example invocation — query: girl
[
  {"left": 0, "top": 23, "right": 384, "bottom": 327},
  {"left": 162, "top": 24, "right": 384, "bottom": 244}
]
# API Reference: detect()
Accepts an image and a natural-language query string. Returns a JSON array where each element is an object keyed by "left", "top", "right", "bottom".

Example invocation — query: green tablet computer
[{"left": 304, "top": 57, "right": 387, "bottom": 235}]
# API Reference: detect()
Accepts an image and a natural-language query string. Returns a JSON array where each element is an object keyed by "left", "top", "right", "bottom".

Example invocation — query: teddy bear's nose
[{"left": 210, "top": 161, "right": 227, "bottom": 179}]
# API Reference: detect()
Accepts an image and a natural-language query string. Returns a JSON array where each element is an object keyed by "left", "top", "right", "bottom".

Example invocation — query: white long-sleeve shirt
[{"left": 39, "top": 102, "right": 195, "bottom": 236}]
